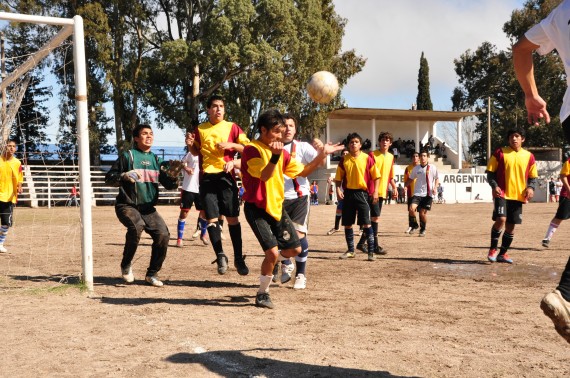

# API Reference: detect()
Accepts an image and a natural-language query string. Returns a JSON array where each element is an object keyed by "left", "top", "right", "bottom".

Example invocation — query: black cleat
[
  {"left": 356, "top": 243, "right": 368, "bottom": 253},
  {"left": 374, "top": 245, "right": 388, "bottom": 255},
  {"left": 211, "top": 253, "right": 228, "bottom": 275},
  {"left": 234, "top": 256, "right": 249, "bottom": 276},
  {"left": 272, "top": 262, "right": 280, "bottom": 282},
  {"left": 255, "top": 292, "right": 275, "bottom": 309}
]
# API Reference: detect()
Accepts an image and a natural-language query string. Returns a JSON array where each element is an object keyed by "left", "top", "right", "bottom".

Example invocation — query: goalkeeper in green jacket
[{"left": 105, "top": 124, "right": 180, "bottom": 287}]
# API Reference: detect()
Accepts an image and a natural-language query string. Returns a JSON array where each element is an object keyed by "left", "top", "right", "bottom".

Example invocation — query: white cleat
[
  {"left": 121, "top": 265, "right": 134, "bottom": 283},
  {"left": 293, "top": 274, "right": 307, "bottom": 290}
]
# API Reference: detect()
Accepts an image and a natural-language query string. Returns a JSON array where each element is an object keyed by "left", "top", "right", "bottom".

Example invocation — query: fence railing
[{"left": 19, "top": 165, "right": 180, "bottom": 208}]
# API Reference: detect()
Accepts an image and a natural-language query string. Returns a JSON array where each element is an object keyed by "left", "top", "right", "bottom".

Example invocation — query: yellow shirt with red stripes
[
  {"left": 371, "top": 150, "right": 394, "bottom": 198},
  {"left": 404, "top": 163, "right": 417, "bottom": 199},
  {"left": 241, "top": 140, "right": 305, "bottom": 221},
  {"left": 194, "top": 120, "right": 250, "bottom": 174},
  {"left": 334, "top": 152, "right": 380, "bottom": 196},
  {"left": 559, "top": 158, "right": 570, "bottom": 198},
  {"left": 486, "top": 146, "right": 538, "bottom": 202}
]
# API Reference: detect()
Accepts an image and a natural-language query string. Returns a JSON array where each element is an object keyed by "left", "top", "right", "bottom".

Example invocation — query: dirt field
[{"left": 0, "top": 202, "right": 569, "bottom": 377}]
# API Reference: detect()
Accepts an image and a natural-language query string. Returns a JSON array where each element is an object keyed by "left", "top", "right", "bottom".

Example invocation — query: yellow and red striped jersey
[
  {"left": 0, "top": 156, "right": 23, "bottom": 203},
  {"left": 370, "top": 150, "right": 394, "bottom": 198},
  {"left": 335, "top": 152, "right": 379, "bottom": 196},
  {"left": 404, "top": 163, "right": 417, "bottom": 198},
  {"left": 486, "top": 147, "right": 538, "bottom": 202}
]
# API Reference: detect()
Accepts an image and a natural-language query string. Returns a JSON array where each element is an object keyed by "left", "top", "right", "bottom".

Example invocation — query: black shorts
[
  {"left": 492, "top": 197, "right": 523, "bottom": 224},
  {"left": 199, "top": 172, "right": 240, "bottom": 219},
  {"left": 369, "top": 196, "right": 383, "bottom": 218},
  {"left": 342, "top": 189, "right": 371, "bottom": 226},
  {"left": 244, "top": 202, "right": 300, "bottom": 252},
  {"left": 283, "top": 195, "right": 310, "bottom": 234},
  {"left": 180, "top": 190, "right": 202, "bottom": 211},
  {"left": 0, "top": 201, "right": 13, "bottom": 226},
  {"left": 555, "top": 197, "right": 570, "bottom": 220},
  {"left": 411, "top": 195, "right": 433, "bottom": 211}
]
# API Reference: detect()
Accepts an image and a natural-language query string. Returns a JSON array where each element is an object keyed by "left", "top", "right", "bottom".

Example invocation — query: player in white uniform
[
  {"left": 406, "top": 151, "right": 439, "bottom": 237},
  {"left": 176, "top": 131, "right": 208, "bottom": 247},
  {"left": 271, "top": 113, "right": 324, "bottom": 289}
]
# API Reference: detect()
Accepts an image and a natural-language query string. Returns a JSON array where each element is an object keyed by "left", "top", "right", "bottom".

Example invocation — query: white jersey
[
  {"left": 525, "top": 0, "right": 570, "bottom": 122},
  {"left": 409, "top": 163, "right": 439, "bottom": 197},
  {"left": 181, "top": 151, "right": 200, "bottom": 193},
  {"left": 283, "top": 140, "right": 318, "bottom": 200}
]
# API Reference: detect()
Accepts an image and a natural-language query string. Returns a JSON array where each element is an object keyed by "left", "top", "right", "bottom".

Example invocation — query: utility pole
[{"left": 1, "top": 32, "right": 6, "bottom": 127}]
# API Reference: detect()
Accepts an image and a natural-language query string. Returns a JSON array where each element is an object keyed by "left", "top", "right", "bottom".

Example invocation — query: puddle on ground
[{"left": 427, "top": 261, "right": 560, "bottom": 281}]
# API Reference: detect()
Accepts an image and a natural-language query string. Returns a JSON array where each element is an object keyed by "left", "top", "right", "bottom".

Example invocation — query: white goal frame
[{"left": 0, "top": 12, "right": 94, "bottom": 292}]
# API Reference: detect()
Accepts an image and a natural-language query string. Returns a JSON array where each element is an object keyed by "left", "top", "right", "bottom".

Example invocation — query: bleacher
[{"left": 18, "top": 164, "right": 180, "bottom": 207}]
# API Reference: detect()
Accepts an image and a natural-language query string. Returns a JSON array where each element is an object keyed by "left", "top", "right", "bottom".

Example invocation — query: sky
[{"left": 2, "top": 0, "right": 528, "bottom": 148}]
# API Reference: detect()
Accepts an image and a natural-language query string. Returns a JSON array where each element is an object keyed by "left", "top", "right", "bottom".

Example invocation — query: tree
[
  {"left": 453, "top": 0, "right": 564, "bottom": 165},
  {"left": 416, "top": 51, "right": 433, "bottom": 111}
]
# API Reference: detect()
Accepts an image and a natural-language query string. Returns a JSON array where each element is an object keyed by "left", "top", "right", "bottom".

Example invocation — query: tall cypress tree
[{"left": 416, "top": 52, "right": 433, "bottom": 110}]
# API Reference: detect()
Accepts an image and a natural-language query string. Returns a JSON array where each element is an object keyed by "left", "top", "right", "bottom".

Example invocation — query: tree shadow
[
  {"left": 99, "top": 295, "right": 253, "bottom": 307},
  {"left": 9, "top": 274, "right": 81, "bottom": 284},
  {"left": 165, "top": 348, "right": 416, "bottom": 377},
  {"left": 94, "top": 276, "right": 257, "bottom": 289},
  {"left": 382, "top": 257, "right": 488, "bottom": 265}
]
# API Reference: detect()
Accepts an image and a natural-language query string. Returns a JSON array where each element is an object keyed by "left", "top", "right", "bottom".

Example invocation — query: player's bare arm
[
  {"left": 335, "top": 180, "right": 344, "bottom": 200},
  {"left": 372, "top": 178, "right": 380, "bottom": 204},
  {"left": 217, "top": 142, "right": 245, "bottom": 153},
  {"left": 299, "top": 142, "right": 344, "bottom": 177},
  {"left": 513, "top": 36, "right": 551, "bottom": 125},
  {"left": 312, "top": 138, "right": 327, "bottom": 167},
  {"left": 390, "top": 179, "right": 398, "bottom": 198}
]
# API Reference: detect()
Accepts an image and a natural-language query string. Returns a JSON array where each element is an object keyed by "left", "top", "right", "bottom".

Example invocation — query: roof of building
[{"left": 328, "top": 107, "right": 481, "bottom": 122}]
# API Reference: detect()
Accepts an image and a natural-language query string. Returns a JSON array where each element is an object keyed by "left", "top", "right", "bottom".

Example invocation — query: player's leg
[
  {"left": 488, "top": 197, "right": 506, "bottom": 262},
  {"left": 496, "top": 200, "right": 522, "bottom": 264},
  {"left": 418, "top": 197, "right": 433, "bottom": 236},
  {"left": 200, "top": 176, "right": 228, "bottom": 274},
  {"left": 407, "top": 197, "right": 420, "bottom": 234},
  {"left": 177, "top": 190, "right": 192, "bottom": 247},
  {"left": 221, "top": 179, "right": 248, "bottom": 275},
  {"left": 0, "top": 202, "right": 13, "bottom": 253},
  {"left": 327, "top": 199, "right": 343, "bottom": 235},
  {"left": 142, "top": 209, "right": 170, "bottom": 286},
  {"left": 115, "top": 204, "right": 146, "bottom": 283},
  {"left": 283, "top": 196, "right": 310, "bottom": 288},
  {"left": 543, "top": 198, "right": 569, "bottom": 247},
  {"left": 339, "top": 191, "right": 357, "bottom": 259}
]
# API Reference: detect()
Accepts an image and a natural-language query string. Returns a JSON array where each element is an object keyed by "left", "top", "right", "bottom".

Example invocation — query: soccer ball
[{"left": 306, "top": 71, "right": 339, "bottom": 104}]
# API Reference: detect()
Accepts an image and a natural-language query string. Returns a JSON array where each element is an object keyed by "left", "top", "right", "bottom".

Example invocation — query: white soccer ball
[{"left": 306, "top": 71, "right": 339, "bottom": 104}]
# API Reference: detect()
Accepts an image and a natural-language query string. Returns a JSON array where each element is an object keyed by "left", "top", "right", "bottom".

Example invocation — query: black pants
[
  {"left": 557, "top": 117, "right": 570, "bottom": 300},
  {"left": 115, "top": 204, "right": 169, "bottom": 277}
]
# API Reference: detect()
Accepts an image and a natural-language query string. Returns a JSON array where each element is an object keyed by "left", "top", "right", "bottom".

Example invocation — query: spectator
[
  {"left": 549, "top": 177, "right": 556, "bottom": 202},
  {"left": 397, "top": 183, "right": 406, "bottom": 204},
  {"left": 310, "top": 180, "right": 319, "bottom": 205}
]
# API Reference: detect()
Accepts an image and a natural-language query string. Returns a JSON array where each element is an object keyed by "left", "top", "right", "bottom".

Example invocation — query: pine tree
[{"left": 416, "top": 52, "right": 433, "bottom": 110}]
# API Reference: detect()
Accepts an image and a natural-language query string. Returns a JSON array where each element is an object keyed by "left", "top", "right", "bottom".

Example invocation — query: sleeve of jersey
[
  {"left": 283, "top": 153, "right": 304, "bottom": 178},
  {"left": 409, "top": 166, "right": 417, "bottom": 180},
  {"left": 368, "top": 156, "right": 380, "bottom": 180},
  {"left": 243, "top": 146, "right": 264, "bottom": 178},
  {"left": 17, "top": 162, "right": 23, "bottom": 183},
  {"left": 528, "top": 154, "right": 538, "bottom": 178},
  {"left": 486, "top": 152, "right": 499, "bottom": 173},
  {"left": 525, "top": 12, "right": 556, "bottom": 55},
  {"left": 334, "top": 160, "right": 345, "bottom": 182},
  {"left": 232, "top": 124, "right": 250, "bottom": 145},
  {"left": 560, "top": 160, "right": 570, "bottom": 176}
]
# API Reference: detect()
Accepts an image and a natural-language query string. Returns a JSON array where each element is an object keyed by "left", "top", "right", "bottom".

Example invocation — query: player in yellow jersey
[
  {"left": 541, "top": 157, "right": 570, "bottom": 248},
  {"left": 189, "top": 95, "right": 250, "bottom": 276},
  {"left": 335, "top": 133, "right": 380, "bottom": 261},
  {"left": 404, "top": 152, "right": 420, "bottom": 233},
  {"left": 0, "top": 140, "right": 23, "bottom": 253},
  {"left": 486, "top": 129, "right": 538, "bottom": 264},
  {"left": 355, "top": 132, "right": 397, "bottom": 255}
]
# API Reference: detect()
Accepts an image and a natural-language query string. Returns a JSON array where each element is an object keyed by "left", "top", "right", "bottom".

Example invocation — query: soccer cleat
[
  {"left": 405, "top": 227, "right": 413, "bottom": 234},
  {"left": 407, "top": 226, "right": 419, "bottom": 235},
  {"left": 200, "top": 235, "right": 210, "bottom": 245},
  {"left": 356, "top": 243, "right": 368, "bottom": 253},
  {"left": 176, "top": 238, "right": 183, "bottom": 248},
  {"left": 272, "top": 262, "right": 280, "bottom": 283},
  {"left": 0, "top": 244, "right": 7, "bottom": 253},
  {"left": 540, "top": 290, "right": 570, "bottom": 344},
  {"left": 255, "top": 292, "right": 275, "bottom": 309},
  {"left": 418, "top": 230, "right": 426, "bottom": 237},
  {"left": 211, "top": 253, "right": 229, "bottom": 274},
  {"left": 542, "top": 239, "right": 550, "bottom": 248},
  {"left": 497, "top": 253, "right": 513, "bottom": 264},
  {"left": 145, "top": 275, "right": 164, "bottom": 287},
  {"left": 374, "top": 245, "right": 387, "bottom": 255},
  {"left": 327, "top": 227, "right": 339, "bottom": 235},
  {"left": 367, "top": 253, "right": 376, "bottom": 261},
  {"left": 487, "top": 248, "right": 498, "bottom": 262},
  {"left": 121, "top": 265, "right": 134, "bottom": 283},
  {"left": 339, "top": 251, "right": 355, "bottom": 259},
  {"left": 191, "top": 228, "right": 201, "bottom": 239},
  {"left": 234, "top": 256, "right": 249, "bottom": 276},
  {"left": 220, "top": 231, "right": 227, "bottom": 241},
  {"left": 281, "top": 262, "right": 295, "bottom": 284},
  {"left": 293, "top": 274, "right": 307, "bottom": 290}
]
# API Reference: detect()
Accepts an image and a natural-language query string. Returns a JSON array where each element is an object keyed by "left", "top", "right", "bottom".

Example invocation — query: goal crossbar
[{"left": 0, "top": 12, "right": 94, "bottom": 292}]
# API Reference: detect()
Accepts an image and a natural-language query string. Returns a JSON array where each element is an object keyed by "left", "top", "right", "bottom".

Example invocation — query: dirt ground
[{"left": 0, "top": 201, "right": 569, "bottom": 377}]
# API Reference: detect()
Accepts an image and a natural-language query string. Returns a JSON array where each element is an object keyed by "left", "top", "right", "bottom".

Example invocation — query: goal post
[{"left": 0, "top": 12, "right": 94, "bottom": 292}]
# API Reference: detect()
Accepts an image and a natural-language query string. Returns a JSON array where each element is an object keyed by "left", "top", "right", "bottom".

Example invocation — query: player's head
[
  {"left": 507, "top": 128, "right": 526, "bottom": 151},
  {"left": 377, "top": 131, "right": 393, "bottom": 152},
  {"left": 133, "top": 124, "right": 154, "bottom": 151},
  {"left": 184, "top": 129, "right": 195, "bottom": 147},
  {"left": 282, "top": 113, "right": 298, "bottom": 143},
  {"left": 256, "top": 109, "right": 285, "bottom": 144},
  {"left": 3, "top": 140, "right": 17, "bottom": 158},
  {"left": 411, "top": 151, "right": 420, "bottom": 164},
  {"left": 346, "top": 132, "right": 362, "bottom": 155},
  {"left": 419, "top": 150, "right": 429, "bottom": 165},
  {"left": 207, "top": 95, "right": 225, "bottom": 124}
]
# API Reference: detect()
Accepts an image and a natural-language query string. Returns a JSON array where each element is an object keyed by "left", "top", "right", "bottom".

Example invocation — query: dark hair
[
  {"left": 207, "top": 95, "right": 225, "bottom": 108},
  {"left": 133, "top": 124, "right": 152, "bottom": 138},
  {"left": 255, "top": 109, "right": 285, "bottom": 132},
  {"left": 6, "top": 139, "right": 17, "bottom": 145},
  {"left": 507, "top": 128, "right": 526, "bottom": 139},
  {"left": 420, "top": 150, "right": 430, "bottom": 157},
  {"left": 411, "top": 151, "right": 419, "bottom": 157},
  {"left": 346, "top": 132, "right": 362, "bottom": 145},
  {"left": 282, "top": 113, "right": 298, "bottom": 127},
  {"left": 378, "top": 131, "right": 393, "bottom": 143}
]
